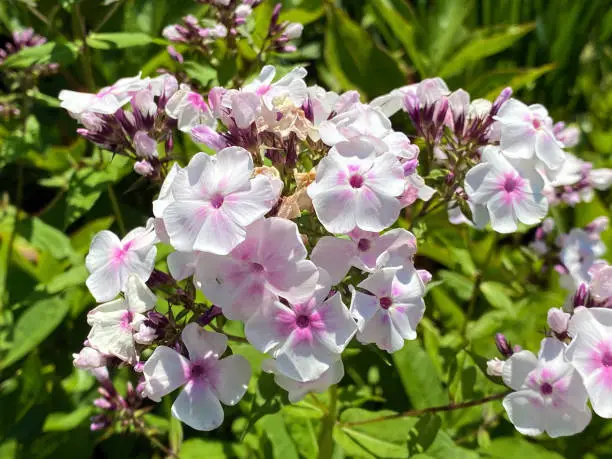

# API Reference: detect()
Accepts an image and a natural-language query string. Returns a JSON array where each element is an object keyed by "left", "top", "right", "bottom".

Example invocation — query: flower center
[
  {"left": 503, "top": 175, "right": 522, "bottom": 193},
  {"left": 379, "top": 297, "right": 393, "bottom": 310},
  {"left": 189, "top": 362, "right": 207, "bottom": 379},
  {"left": 357, "top": 238, "right": 371, "bottom": 252},
  {"left": 349, "top": 174, "right": 364, "bottom": 189},
  {"left": 251, "top": 262, "right": 265, "bottom": 273},
  {"left": 532, "top": 118, "right": 542, "bottom": 130},
  {"left": 119, "top": 311, "right": 134, "bottom": 330},
  {"left": 602, "top": 352, "right": 612, "bottom": 367},
  {"left": 187, "top": 92, "right": 208, "bottom": 111},
  {"left": 211, "top": 194, "right": 224, "bottom": 209},
  {"left": 296, "top": 315, "right": 310, "bottom": 328},
  {"left": 540, "top": 382, "right": 553, "bottom": 395}
]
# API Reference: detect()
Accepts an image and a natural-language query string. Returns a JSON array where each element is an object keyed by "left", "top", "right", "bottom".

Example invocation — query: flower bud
[
  {"left": 93, "top": 398, "right": 113, "bottom": 410},
  {"left": 133, "top": 131, "right": 158, "bottom": 158},
  {"left": 495, "top": 333, "right": 513, "bottom": 357},
  {"left": 491, "top": 87, "right": 512, "bottom": 115},
  {"left": 585, "top": 216, "right": 608, "bottom": 236},
  {"left": 573, "top": 283, "right": 590, "bottom": 308},
  {"left": 235, "top": 4, "right": 252, "bottom": 19},
  {"left": 486, "top": 358, "right": 504, "bottom": 377},
  {"left": 417, "top": 269, "right": 432, "bottom": 285},
  {"left": 167, "top": 45, "right": 184, "bottom": 63},
  {"left": 191, "top": 124, "right": 228, "bottom": 151},
  {"left": 133, "top": 160, "right": 155, "bottom": 177},
  {"left": 547, "top": 307, "right": 570, "bottom": 338},
  {"left": 284, "top": 23, "right": 303, "bottom": 40}
]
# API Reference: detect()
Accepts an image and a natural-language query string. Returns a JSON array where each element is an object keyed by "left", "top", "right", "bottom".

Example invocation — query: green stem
[
  {"left": 317, "top": 384, "right": 338, "bottom": 459},
  {"left": 338, "top": 392, "right": 509, "bottom": 427},
  {"left": 107, "top": 184, "right": 126, "bottom": 236},
  {"left": 74, "top": 4, "right": 96, "bottom": 91}
]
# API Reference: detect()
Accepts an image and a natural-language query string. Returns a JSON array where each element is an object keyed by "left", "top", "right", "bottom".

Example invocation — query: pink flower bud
[
  {"left": 284, "top": 23, "right": 303, "bottom": 40},
  {"left": 486, "top": 358, "right": 504, "bottom": 377},
  {"left": 547, "top": 308, "right": 570, "bottom": 336},
  {"left": 417, "top": 269, "right": 432, "bottom": 285},
  {"left": 133, "top": 160, "right": 155, "bottom": 177}
]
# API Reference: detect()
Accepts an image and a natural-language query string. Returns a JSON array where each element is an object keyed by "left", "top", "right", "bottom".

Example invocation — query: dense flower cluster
[{"left": 62, "top": 56, "right": 611, "bottom": 437}]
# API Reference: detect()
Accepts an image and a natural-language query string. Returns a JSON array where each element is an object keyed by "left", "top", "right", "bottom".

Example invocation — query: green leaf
[
  {"left": 179, "top": 439, "right": 247, "bottom": 458},
  {"left": 370, "top": 0, "right": 426, "bottom": 77},
  {"left": 0, "top": 296, "right": 68, "bottom": 369},
  {"left": 169, "top": 414, "right": 183, "bottom": 454},
  {"left": 1, "top": 41, "right": 79, "bottom": 68},
  {"left": 183, "top": 61, "right": 218, "bottom": 87},
  {"left": 481, "top": 437, "right": 564, "bottom": 459},
  {"left": 408, "top": 414, "right": 442, "bottom": 456},
  {"left": 439, "top": 23, "right": 536, "bottom": 78},
  {"left": 323, "top": 6, "right": 404, "bottom": 98},
  {"left": 438, "top": 270, "right": 474, "bottom": 301},
  {"left": 0, "top": 136, "right": 29, "bottom": 168},
  {"left": 483, "top": 64, "right": 556, "bottom": 99},
  {"left": 392, "top": 340, "right": 449, "bottom": 409},
  {"left": 480, "top": 281, "right": 514, "bottom": 312},
  {"left": 260, "top": 413, "right": 299, "bottom": 459},
  {"left": 16, "top": 217, "right": 75, "bottom": 262},
  {"left": 43, "top": 406, "right": 93, "bottom": 432},
  {"left": 280, "top": 0, "right": 324, "bottom": 25},
  {"left": 86, "top": 33, "right": 160, "bottom": 49}
]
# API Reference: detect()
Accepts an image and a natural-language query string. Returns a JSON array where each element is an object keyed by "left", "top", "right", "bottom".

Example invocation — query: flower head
[
  {"left": 502, "top": 338, "right": 591, "bottom": 437},
  {"left": 143, "top": 323, "right": 251, "bottom": 430}
]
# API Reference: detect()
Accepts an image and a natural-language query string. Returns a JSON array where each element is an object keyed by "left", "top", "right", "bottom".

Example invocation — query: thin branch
[
  {"left": 94, "top": 0, "right": 124, "bottom": 34},
  {"left": 337, "top": 392, "right": 509, "bottom": 427}
]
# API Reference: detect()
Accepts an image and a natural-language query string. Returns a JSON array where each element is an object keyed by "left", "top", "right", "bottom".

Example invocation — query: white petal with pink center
[
  {"left": 311, "top": 228, "right": 417, "bottom": 285},
  {"left": 307, "top": 139, "right": 405, "bottom": 234},
  {"left": 494, "top": 98, "right": 564, "bottom": 170},
  {"left": 464, "top": 146, "right": 548, "bottom": 234},
  {"left": 165, "top": 85, "right": 217, "bottom": 132},
  {"left": 195, "top": 217, "right": 319, "bottom": 321},
  {"left": 87, "top": 274, "right": 157, "bottom": 364},
  {"left": 501, "top": 338, "right": 591, "bottom": 437},
  {"left": 245, "top": 276, "right": 357, "bottom": 382},
  {"left": 566, "top": 307, "right": 612, "bottom": 418},
  {"left": 350, "top": 263, "right": 425, "bottom": 353},
  {"left": 85, "top": 221, "right": 157, "bottom": 302},
  {"left": 262, "top": 358, "right": 345, "bottom": 403},
  {"left": 162, "top": 147, "right": 276, "bottom": 255},
  {"left": 143, "top": 323, "right": 251, "bottom": 431}
]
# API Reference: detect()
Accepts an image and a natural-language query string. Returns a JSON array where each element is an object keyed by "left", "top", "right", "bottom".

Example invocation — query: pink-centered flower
[
  {"left": 166, "top": 85, "right": 217, "bottom": 132},
  {"left": 567, "top": 307, "right": 612, "bottom": 418},
  {"left": 143, "top": 323, "right": 251, "bottom": 431},
  {"left": 311, "top": 228, "right": 417, "bottom": 285},
  {"left": 558, "top": 228, "right": 606, "bottom": 290},
  {"left": 161, "top": 147, "right": 277, "bottom": 255},
  {"left": 245, "top": 276, "right": 357, "bottom": 382},
  {"left": 262, "top": 359, "right": 344, "bottom": 403},
  {"left": 494, "top": 99, "right": 564, "bottom": 170},
  {"left": 502, "top": 337, "right": 591, "bottom": 437},
  {"left": 464, "top": 146, "right": 548, "bottom": 233},
  {"left": 194, "top": 217, "right": 318, "bottom": 321},
  {"left": 350, "top": 263, "right": 426, "bottom": 353},
  {"left": 87, "top": 274, "right": 157, "bottom": 364},
  {"left": 239, "top": 65, "right": 308, "bottom": 110},
  {"left": 307, "top": 139, "right": 405, "bottom": 234},
  {"left": 85, "top": 221, "right": 157, "bottom": 302}
]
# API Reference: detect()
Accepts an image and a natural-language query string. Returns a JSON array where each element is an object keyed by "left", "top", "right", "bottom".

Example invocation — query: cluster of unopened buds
[
  {"left": 61, "top": 58, "right": 611, "bottom": 438},
  {"left": 0, "top": 28, "right": 59, "bottom": 76}
]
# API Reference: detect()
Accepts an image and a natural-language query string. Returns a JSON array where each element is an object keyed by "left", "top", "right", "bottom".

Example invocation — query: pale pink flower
[
  {"left": 318, "top": 104, "right": 392, "bottom": 150},
  {"left": 262, "top": 359, "right": 344, "bottom": 403},
  {"left": 240, "top": 65, "right": 308, "bottom": 109},
  {"left": 553, "top": 122, "right": 580, "bottom": 148},
  {"left": 73, "top": 346, "right": 108, "bottom": 370},
  {"left": 547, "top": 308, "right": 570, "bottom": 337},
  {"left": 464, "top": 146, "right": 548, "bottom": 233},
  {"left": 244, "top": 275, "right": 357, "bottom": 382},
  {"left": 350, "top": 263, "right": 425, "bottom": 353},
  {"left": 567, "top": 307, "right": 612, "bottom": 418},
  {"left": 165, "top": 85, "right": 217, "bottom": 132},
  {"left": 307, "top": 139, "right": 405, "bottom": 234},
  {"left": 194, "top": 217, "right": 318, "bottom": 321},
  {"left": 311, "top": 228, "right": 417, "bottom": 285},
  {"left": 161, "top": 147, "right": 276, "bottom": 255},
  {"left": 143, "top": 323, "right": 251, "bottom": 430},
  {"left": 589, "top": 262, "right": 612, "bottom": 303},
  {"left": 85, "top": 221, "right": 157, "bottom": 302},
  {"left": 502, "top": 338, "right": 591, "bottom": 437},
  {"left": 59, "top": 73, "right": 149, "bottom": 116},
  {"left": 153, "top": 163, "right": 181, "bottom": 219},
  {"left": 559, "top": 228, "right": 606, "bottom": 289},
  {"left": 87, "top": 274, "right": 157, "bottom": 364},
  {"left": 494, "top": 99, "right": 564, "bottom": 170}
]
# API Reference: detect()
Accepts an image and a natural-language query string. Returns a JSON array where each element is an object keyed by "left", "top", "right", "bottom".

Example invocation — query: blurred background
[{"left": 0, "top": 0, "right": 610, "bottom": 458}]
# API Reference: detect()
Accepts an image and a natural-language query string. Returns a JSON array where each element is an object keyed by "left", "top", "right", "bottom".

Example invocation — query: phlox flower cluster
[{"left": 63, "top": 54, "right": 611, "bottom": 437}]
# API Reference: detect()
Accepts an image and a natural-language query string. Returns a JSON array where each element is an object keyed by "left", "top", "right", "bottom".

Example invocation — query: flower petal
[
  {"left": 143, "top": 346, "right": 189, "bottom": 402},
  {"left": 172, "top": 383, "right": 224, "bottom": 431},
  {"left": 182, "top": 323, "right": 228, "bottom": 360},
  {"left": 212, "top": 355, "right": 251, "bottom": 406}
]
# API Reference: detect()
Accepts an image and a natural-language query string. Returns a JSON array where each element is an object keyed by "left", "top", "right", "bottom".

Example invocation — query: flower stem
[
  {"left": 317, "top": 384, "right": 338, "bottom": 459},
  {"left": 107, "top": 184, "right": 126, "bottom": 236},
  {"left": 338, "top": 392, "right": 509, "bottom": 427}
]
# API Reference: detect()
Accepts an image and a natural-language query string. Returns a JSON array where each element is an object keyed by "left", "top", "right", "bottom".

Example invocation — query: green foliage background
[{"left": 0, "top": 0, "right": 610, "bottom": 457}]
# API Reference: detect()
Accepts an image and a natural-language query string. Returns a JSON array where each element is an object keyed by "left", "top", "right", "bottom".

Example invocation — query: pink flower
[
  {"left": 502, "top": 338, "right": 591, "bottom": 437},
  {"left": 85, "top": 221, "right": 157, "bottom": 302},
  {"left": 165, "top": 86, "right": 216, "bottom": 132},
  {"left": 262, "top": 359, "right": 344, "bottom": 403},
  {"left": 161, "top": 147, "right": 277, "bottom": 255},
  {"left": 244, "top": 276, "right": 357, "bottom": 382},
  {"left": 589, "top": 263, "right": 612, "bottom": 303},
  {"left": 494, "top": 99, "right": 564, "bottom": 170},
  {"left": 194, "top": 217, "right": 319, "bottom": 321},
  {"left": 87, "top": 274, "right": 157, "bottom": 364},
  {"left": 73, "top": 346, "right": 108, "bottom": 370},
  {"left": 143, "top": 323, "right": 251, "bottom": 431},
  {"left": 350, "top": 263, "right": 426, "bottom": 353},
  {"left": 307, "top": 139, "right": 405, "bottom": 234},
  {"left": 59, "top": 73, "right": 149, "bottom": 116},
  {"left": 239, "top": 65, "right": 308, "bottom": 109},
  {"left": 311, "top": 228, "right": 417, "bottom": 285},
  {"left": 464, "top": 146, "right": 548, "bottom": 233},
  {"left": 567, "top": 307, "right": 612, "bottom": 418}
]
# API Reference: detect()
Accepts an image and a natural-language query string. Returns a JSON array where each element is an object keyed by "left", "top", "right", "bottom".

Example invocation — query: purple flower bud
[
  {"left": 586, "top": 216, "right": 608, "bottom": 235},
  {"left": 134, "top": 160, "right": 155, "bottom": 177},
  {"left": 491, "top": 87, "right": 512, "bottom": 115},
  {"left": 434, "top": 97, "right": 449, "bottom": 126},
  {"left": 191, "top": 124, "right": 228, "bottom": 151},
  {"left": 93, "top": 398, "right": 113, "bottom": 410},
  {"left": 445, "top": 171, "right": 455, "bottom": 185},
  {"left": 495, "top": 333, "right": 513, "bottom": 357},
  {"left": 90, "top": 414, "right": 110, "bottom": 431},
  {"left": 573, "top": 283, "right": 590, "bottom": 308},
  {"left": 134, "top": 361, "right": 145, "bottom": 373},
  {"left": 417, "top": 269, "right": 432, "bottom": 285},
  {"left": 147, "top": 269, "right": 175, "bottom": 288},
  {"left": 167, "top": 45, "right": 184, "bottom": 63},
  {"left": 197, "top": 305, "right": 223, "bottom": 327},
  {"left": 270, "top": 4, "right": 282, "bottom": 30}
]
